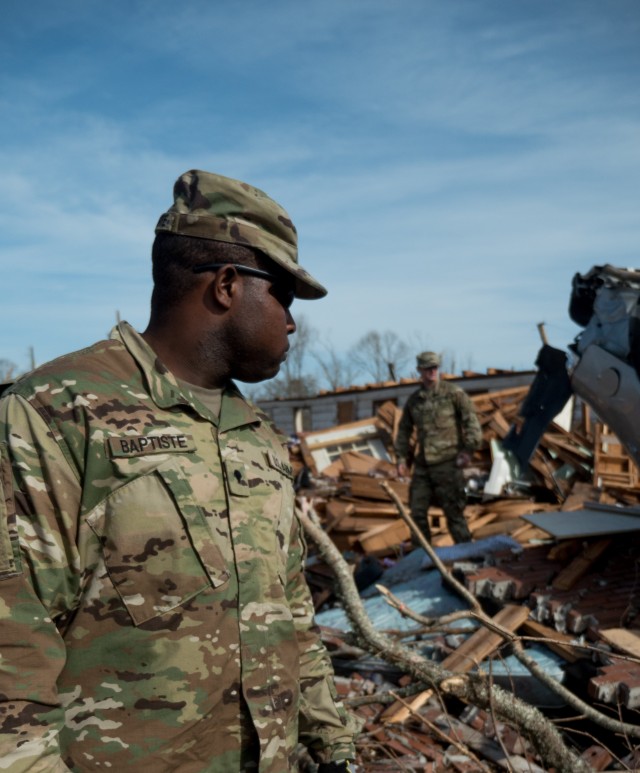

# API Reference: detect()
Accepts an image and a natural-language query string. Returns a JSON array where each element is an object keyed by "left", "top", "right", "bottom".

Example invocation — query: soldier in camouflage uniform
[
  {"left": 0, "top": 171, "right": 356, "bottom": 772},
  {"left": 395, "top": 352, "right": 482, "bottom": 544}
]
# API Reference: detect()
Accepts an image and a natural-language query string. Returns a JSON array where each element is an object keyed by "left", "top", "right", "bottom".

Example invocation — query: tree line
[
  {"left": 1, "top": 320, "right": 471, "bottom": 397},
  {"left": 249, "top": 316, "right": 467, "bottom": 400}
]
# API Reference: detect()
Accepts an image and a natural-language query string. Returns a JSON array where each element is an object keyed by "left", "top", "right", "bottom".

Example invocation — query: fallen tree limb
[
  {"left": 298, "top": 501, "right": 590, "bottom": 773},
  {"left": 389, "top": 690, "right": 492, "bottom": 772},
  {"left": 380, "top": 481, "right": 640, "bottom": 741}
]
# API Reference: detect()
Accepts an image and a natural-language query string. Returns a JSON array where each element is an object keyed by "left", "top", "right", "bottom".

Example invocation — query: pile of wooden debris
[
  {"left": 292, "top": 385, "right": 640, "bottom": 771},
  {"left": 293, "top": 386, "right": 640, "bottom": 559}
]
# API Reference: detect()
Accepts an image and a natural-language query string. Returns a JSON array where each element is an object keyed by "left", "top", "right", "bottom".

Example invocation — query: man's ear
[{"left": 209, "top": 265, "right": 240, "bottom": 311}]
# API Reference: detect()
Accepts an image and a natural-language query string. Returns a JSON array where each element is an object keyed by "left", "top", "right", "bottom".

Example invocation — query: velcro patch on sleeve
[
  {"left": 107, "top": 434, "right": 196, "bottom": 458},
  {"left": 0, "top": 444, "right": 20, "bottom": 577}
]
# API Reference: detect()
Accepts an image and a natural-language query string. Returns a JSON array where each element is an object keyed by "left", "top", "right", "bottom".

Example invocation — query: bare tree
[
  {"left": 440, "top": 349, "right": 457, "bottom": 375},
  {"left": 245, "top": 321, "right": 469, "bottom": 400},
  {"left": 252, "top": 315, "right": 319, "bottom": 399},
  {"left": 312, "top": 338, "right": 360, "bottom": 391},
  {"left": 0, "top": 359, "right": 17, "bottom": 382},
  {"left": 349, "top": 330, "right": 412, "bottom": 383},
  {"left": 439, "top": 350, "right": 477, "bottom": 376}
]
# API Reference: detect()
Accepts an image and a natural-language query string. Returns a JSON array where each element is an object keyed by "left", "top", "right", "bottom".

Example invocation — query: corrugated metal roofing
[{"left": 316, "top": 544, "right": 566, "bottom": 705}]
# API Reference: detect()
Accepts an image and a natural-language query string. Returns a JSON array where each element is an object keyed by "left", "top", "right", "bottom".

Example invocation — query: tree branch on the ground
[
  {"left": 379, "top": 481, "right": 640, "bottom": 740},
  {"left": 389, "top": 690, "right": 492, "bottom": 772},
  {"left": 298, "top": 501, "right": 591, "bottom": 773}
]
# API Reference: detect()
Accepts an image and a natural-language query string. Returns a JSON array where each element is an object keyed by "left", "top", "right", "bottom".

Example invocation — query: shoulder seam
[{"left": 15, "top": 394, "right": 82, "bottom": 485}]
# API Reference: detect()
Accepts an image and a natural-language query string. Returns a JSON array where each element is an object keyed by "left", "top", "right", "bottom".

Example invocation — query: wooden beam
[
  {"left": 520, "top": 619, "right": 587, "bottom": 663},
  {"left": 552, "top": 538, "right": 612, "bottom": 591},
  {"left": 381, "top": 604, "right": 530, "bottom": 723}
]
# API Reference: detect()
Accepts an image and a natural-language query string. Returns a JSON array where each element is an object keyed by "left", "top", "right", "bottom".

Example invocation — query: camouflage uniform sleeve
[
  {"left": 455, "top": 389, "right": 483, "bottom": 452},
  {"left": 394, "top": 397, "right": 415, "bottom": 465},
  {"left": 286, "top": 510, "right": 356, "bottom": 765},
  {"left": 0, "top": 394, "right": 81, "bottom": 772}
]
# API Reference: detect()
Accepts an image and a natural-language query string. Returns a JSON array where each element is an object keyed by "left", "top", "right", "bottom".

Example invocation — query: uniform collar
[
  {"left": 110, "top": 321, "right": 261, "bottom": 431},
  {"left": 418, "top": 381, "right": 441, "bottom": 398}
]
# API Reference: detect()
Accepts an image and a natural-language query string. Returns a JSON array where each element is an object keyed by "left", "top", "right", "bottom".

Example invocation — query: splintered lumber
[
  {"left": 321, "top": 456, "right": 345, "bottom": 478},
  {"left": 467, "top": 512, "right": 498, "bottom": 533},
  {"left": 484, "top": 410, "right": 511, "bottom": 439},
  {"left": 480, "top": 499, "right": 558, "bottom": 518},
  {"left": 374, "top": 399, "right": 399, "bottom": 429},
  {"left": 561, "top": 481, "right": 603, "bottom": 511},
  {"left": 329, "top": 516, "right": 402, "bottom": 535},
  {"left": 298, "top": 418, "right": 387, "bottom": 475},
  {"left": 472, "top": 518, "right": 526, "bottom": 540},
  {"left": 375, "top": 400, "right": 403, "bottom": 450},
  {"left": 375, "top": 399, "right": 412, "bottom": 457},
  {"left": 469, "top": 500, "right": 560, "bottom": 541},
  {"left": 381, "top": 604, "right": 531, "bottom": 723},
  {"left": 344, "top": 473, "right": 409, "bottom": 503},
  {"left": 355, "top": 519, "right": 411, "bottom": 555},
  {"left": 470, "top": 385, "right": 530, "bottom": 414},
  {"left": 593, "top": 422, "right": 640, "bottom": 490},
  {"left": 552, "top": 538, "right": 613, "bottom": 591},
  {"left": 599, "top": 628, "right": 640, "bottom": 659},
  {"left": 520, "top": 619, "right": 586, "bottom": 663},
  {"left": 546, "top": 539, "right": 582, "bottom": 562},
  {"left": 325, "top": 500, "right": 383, "bottom": 521},
  {"left": 528, "top": 449, "right": 561, "bottom": 491},
  {"left": 510, "top": 524, "right": 552, "bottom": 543},
  {"left": 337, "top": 498, "right": 404, "bottom": 517},
  {"left": 339, "top": 450, "right": 396, "bottom": 476},
  {"left": 323, "top": 501, "right": 354, "bottom": 533},
  {"left": 542, "top": 432, "right": 592, "bottom": 469},
  {"left": 442, "top": 604, "right": 531, "bottom": 671},
  {"left": 323, "top": 502, "right": 399, "bottom": 534}
]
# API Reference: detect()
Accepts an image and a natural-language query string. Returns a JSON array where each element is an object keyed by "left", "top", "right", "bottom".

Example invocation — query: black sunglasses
[{"left": 193, "top": 263, "right": 295, "bottom": 309}]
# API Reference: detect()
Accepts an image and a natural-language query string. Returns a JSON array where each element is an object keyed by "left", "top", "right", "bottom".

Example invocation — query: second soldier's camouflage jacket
[
  {"left": 395, "top": 380, "right": 482, "bottom": 467},
  {"left": 0, "top": 322, "right": 354, "bottom": 772}
]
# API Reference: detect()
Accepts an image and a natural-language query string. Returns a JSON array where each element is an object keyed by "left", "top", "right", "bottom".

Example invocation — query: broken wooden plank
[
  {"left": 560, "top": 481, "right": 603, "bottom": 511},
  {"left": 355, "top": 518, "right": 411, "bottom": 555},
  {"left": 552, "top": 538, "right": 612, "bottom": 591},
  {"left": 520, "top": 619, "right": 586, "bottom": 663},
  {"left": 340, "top": 450, "right": 396, "bottom": 476},
  {"left": 472, "top": 517, "right": 525, "bottom": 540},
  {"left": 381, "top": 604, "right": 530, "bottom": 723},
  {"left": 344, "top": 473, "right": 409, "bottom": 503},
  {"left": 599, "top": 628, "right": 640, "bottom": 659},
  {"left": 467, "top": 512, "right": 499, "bottom": 534},
  {"left": 323, "top": 501, "right": 355, "bottom": 533}
]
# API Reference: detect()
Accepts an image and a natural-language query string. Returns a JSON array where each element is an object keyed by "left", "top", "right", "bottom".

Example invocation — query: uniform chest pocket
[
  {"left": 223, "top": 452, "right": 294, "bottom": 576},
  {"left": 432, "top": 400, "right": 457, "bottom": 429},
  {"left": 87, "top": 463, "right": 229, "bottom": 625}
]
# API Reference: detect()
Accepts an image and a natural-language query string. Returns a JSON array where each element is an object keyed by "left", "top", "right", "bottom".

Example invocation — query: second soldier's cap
[
  {"left": 155, "top": 169, "right": 327, "bottom": 300},
  {"left": 417, "top": 351, "right": 440, "bottom": 369}
]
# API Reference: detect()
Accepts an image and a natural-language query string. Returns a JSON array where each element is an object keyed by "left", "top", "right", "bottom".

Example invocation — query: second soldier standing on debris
[{"left": 395, "top": 351, "right": 482, "bottom": 544}]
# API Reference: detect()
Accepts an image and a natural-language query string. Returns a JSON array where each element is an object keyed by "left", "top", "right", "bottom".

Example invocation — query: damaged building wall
[{"left": 258, "top": 369, "right": 536, "bottom": 436}]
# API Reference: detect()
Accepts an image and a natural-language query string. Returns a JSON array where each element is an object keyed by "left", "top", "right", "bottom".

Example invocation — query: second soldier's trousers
[{"left": 409, "top": 459, "right": 471, "bottom": 544}]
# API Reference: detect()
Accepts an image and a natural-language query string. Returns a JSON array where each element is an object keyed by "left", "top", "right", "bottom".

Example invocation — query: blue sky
[{"left": 1, "top": 0, "right": 639, "bottom": 381}]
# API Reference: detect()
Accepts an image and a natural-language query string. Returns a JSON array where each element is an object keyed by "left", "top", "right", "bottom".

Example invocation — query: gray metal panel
[{"left": 523, "top": 509, "right": 640, "bottom": 539}]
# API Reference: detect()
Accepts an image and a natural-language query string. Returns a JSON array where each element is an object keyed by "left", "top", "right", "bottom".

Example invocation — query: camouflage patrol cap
[
  {"left": 417, "top": 351, "right": 440, "bottom": 369},
  {"left": 155, "top": 169, "right": 327, "bottom": 300}
]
